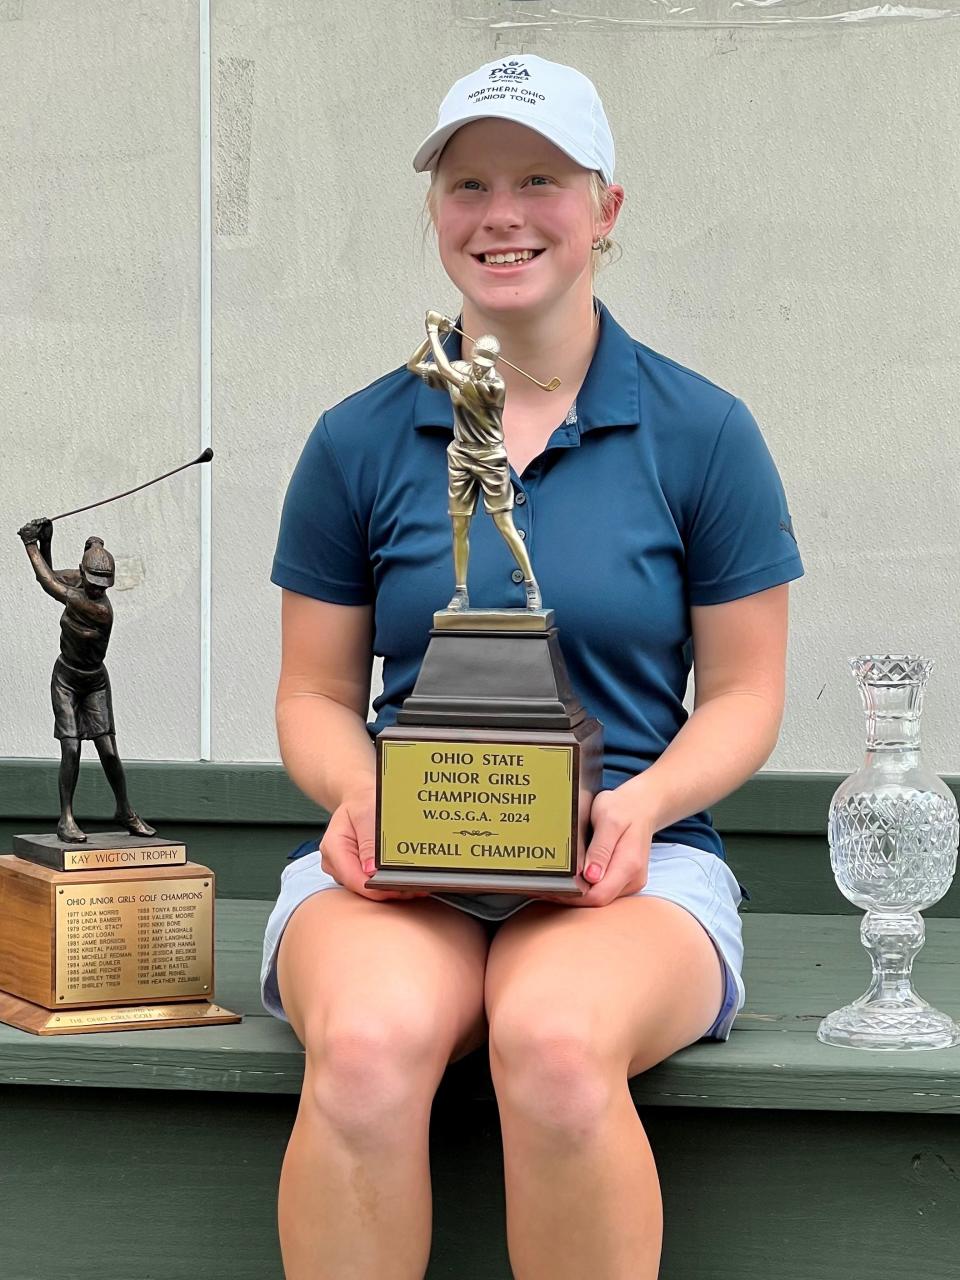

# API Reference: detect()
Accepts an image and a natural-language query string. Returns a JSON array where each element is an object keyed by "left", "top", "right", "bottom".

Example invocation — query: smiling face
[{"left": 430, "top": 118, "right": 618, "bottom": 324}]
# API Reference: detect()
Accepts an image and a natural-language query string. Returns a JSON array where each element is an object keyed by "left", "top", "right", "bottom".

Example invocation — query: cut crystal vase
[{"left": 819, "top": 655, "right": 960, "bottom": 1051}]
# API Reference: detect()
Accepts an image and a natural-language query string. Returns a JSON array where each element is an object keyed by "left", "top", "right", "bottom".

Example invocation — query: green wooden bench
[{"left": 2, "top": 761, "right": 959, "bottom": 1280}]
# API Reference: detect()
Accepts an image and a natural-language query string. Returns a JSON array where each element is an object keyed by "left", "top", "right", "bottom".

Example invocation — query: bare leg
[
  {"left": 484, "top": 897, "right": 726, "bottom": 1279},
  {"left": 275, "top": 889, "right": 490, "bottom": 1280},
  {"left": 57, "top": 738, "right": 85, "bottom": 842},
  {"left": 446, "top": 511, "right": 473, "bottom": 610},
  {"left": 491, "top": 511, "right": 541, "bottom": 609},
  {"left": 93, "top": 734, "right": 156, "bottom": 836}
]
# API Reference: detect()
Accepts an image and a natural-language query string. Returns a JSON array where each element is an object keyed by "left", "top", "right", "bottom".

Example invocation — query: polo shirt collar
[
  {"left": 412, "top": 300, "right": 640, "bottom": 435},
  {"left": 576, "top": 301, "right": 640, "bottom": 434}
]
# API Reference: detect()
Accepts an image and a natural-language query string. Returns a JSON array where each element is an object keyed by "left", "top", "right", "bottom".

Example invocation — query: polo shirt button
[
  {"left": 515, "top": 491, "right": 527, "bottom": 505},
  {"left": 518, "top": 529, "right": 526, "bottom": 540},
  {"left": 511, "top": 569, "right": 524, "bottom": 583}
]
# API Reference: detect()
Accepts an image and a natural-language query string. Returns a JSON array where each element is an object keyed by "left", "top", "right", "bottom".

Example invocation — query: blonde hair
[{"left": 421, "top": 168, "right": 620, "bottom": 276}]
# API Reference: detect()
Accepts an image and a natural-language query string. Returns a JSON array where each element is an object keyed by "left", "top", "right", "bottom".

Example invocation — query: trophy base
[
  {"left": 0, "top": 854, "right": 230, "bottom": 1026},
  {"left": 377, "top": 612, "right": 603, "bottom": 898},
  {"left": 0, "top": 989, "right": 241, "bottom": 1036},
  {"left": 366, "top": 868, "right": 584, "bottom": 895},
  {"left": 817, "top": 999, "right": 960, "bottom": 1052}
]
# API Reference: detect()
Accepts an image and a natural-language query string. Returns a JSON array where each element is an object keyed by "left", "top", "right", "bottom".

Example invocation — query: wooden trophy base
[
  {"left": 0, "top": 853, "right": 241, "bottom": 1035},
  {"left": 0, "top": 989, "right": 241, "bottom": 1036}
]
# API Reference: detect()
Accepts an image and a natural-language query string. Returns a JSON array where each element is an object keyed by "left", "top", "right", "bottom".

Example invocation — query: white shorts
[{"left": 260, "top": 841, "right": 746, "bottom": 1042}]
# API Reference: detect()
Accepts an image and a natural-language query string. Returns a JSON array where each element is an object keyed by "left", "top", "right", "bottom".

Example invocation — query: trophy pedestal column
[{"left": 372, "top": 610, "right": 602, "bottom": 898}]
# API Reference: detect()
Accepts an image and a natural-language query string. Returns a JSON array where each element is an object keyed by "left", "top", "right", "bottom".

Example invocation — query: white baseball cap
[{"left": 412, "top": 55, "right": 615, "bottom": 184}]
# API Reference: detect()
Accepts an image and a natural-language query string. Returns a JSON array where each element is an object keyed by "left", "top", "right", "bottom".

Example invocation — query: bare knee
[
  {"left": 488, "top": 1012, "right": 620, "bottom": 1139},
  {"left": 302, "top": 1012, "right": 445, "bottom": 1147}
]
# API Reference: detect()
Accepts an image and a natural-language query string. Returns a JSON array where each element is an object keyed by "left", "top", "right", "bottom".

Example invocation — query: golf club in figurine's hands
[
  {"left": 369, "top": 312, "right": 603, "bottom": 903},
  {"left": 1, "top": 447, "right": 240, "bottom": 1035}
]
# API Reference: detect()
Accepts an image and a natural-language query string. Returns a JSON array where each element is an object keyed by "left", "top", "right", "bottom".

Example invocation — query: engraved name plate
[
  {"left": 47, "top": 1002, "right": 232, "bottom": 1031},
  {"left": 60, "top": 845, "right": 186, "bottom": 871},
  {"left": 379, "top": 740, "right": 574, "bottom": 874},
  {"left": 54, "top": 876, "right": 213, "bottom": 1006},
  {"left": 12, "top": 833, "right": 187, "bottom": 872}
]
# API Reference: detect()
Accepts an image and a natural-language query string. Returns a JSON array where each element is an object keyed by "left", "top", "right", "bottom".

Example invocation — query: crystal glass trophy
[{"left": 819, "top": 655, "right": 960, "bottom": 1051}]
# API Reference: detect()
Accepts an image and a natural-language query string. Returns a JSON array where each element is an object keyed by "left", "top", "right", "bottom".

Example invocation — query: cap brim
[
  {"left": 84, "top": 573, "right": 113, "bottom": 587},
  {"left": 412, "top": 110, "right": 611, "bottom": 183}
]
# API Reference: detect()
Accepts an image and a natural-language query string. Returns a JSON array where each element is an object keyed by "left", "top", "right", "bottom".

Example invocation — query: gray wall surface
[
  {"left": 3, "top": 0, "right": 201, "bottom": 761},
  {"left": 4, "top": 0, "right": 959, "bottom": 772}
]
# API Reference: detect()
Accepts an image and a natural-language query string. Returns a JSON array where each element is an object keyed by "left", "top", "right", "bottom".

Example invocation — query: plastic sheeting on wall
[{"left": 453, "top": 0, "right": 960, "bottom": 28}]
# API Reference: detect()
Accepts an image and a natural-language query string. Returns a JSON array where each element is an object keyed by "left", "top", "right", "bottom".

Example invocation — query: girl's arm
[
  {"left": 275, "top": 589, "right": 377, "bottom": 812},
  {"left": 626, "top": 582, "right": 789, "bottom": 830},
  {"left": 276, "top": 589, "right": 423, "bottom": 901},
  {"left": 562, "top": 583, "right": 790, "bottom": 902}
]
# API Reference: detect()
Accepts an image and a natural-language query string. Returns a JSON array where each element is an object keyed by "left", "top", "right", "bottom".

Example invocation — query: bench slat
[{"left": 1, "top": 904, "right": 959, "bottom": 1112}]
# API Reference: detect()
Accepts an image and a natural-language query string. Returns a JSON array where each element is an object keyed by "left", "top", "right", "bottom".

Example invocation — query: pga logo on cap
[{"left": 488, "top": 60, "right": 532, "bottom": 83}]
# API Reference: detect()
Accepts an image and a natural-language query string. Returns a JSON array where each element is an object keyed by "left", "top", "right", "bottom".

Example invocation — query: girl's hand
[
  {"left": 320, "top": 788, "right": 431, "bottom": 903},
  {"left": 539, "top": 787, "right": 655, "bottom": 909}
]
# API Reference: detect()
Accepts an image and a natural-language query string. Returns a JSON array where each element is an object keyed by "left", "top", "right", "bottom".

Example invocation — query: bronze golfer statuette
[
  {"left": 11, "top": 448, "right": 212, "bottom": 856},
  {"left": 17, "top": 519, "right": 154, "bottom": 844},
  {"left": 1, "top": 449, "right": 240, "bottom": 1035},
  {"left": 370, "top": 312, "right": 603, "bottom": 902}
]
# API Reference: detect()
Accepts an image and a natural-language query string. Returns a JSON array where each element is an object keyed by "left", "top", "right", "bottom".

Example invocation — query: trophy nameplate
[
  {"left": 0, "top": 855, "right": 242, "bottom": 1036},
  {"left": 12, "top": 832, "right": 187, "bottom": 872}
]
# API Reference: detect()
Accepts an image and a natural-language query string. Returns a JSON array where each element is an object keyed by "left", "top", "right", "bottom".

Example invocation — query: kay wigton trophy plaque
[
  {"left": 1, "top": 455, "right": 239, "bottom": 1035},
  {"left": 369, "top": 311, "right": 602, "bottom": 899}
]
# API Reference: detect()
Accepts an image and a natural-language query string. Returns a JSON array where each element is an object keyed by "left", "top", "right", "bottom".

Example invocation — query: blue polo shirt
[{"left": 272, "top": 301, "right": 804, "bottom": 862}]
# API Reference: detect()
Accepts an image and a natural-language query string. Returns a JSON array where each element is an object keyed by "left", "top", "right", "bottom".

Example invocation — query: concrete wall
[
  {"left": 2, "top": 0, "right": 201, "bottom": 761},
  {"left": 3, "top": 0, "right": 958, "bottom": 773}
]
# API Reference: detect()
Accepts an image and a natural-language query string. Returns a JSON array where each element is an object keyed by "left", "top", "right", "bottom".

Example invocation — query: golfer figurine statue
[
  {"left": 373, "top": 317, "right": 601, "bottom": 902},
  {"left": 17, "top": 517, "right": 156, "bottom": 843},
  {"left": 407, "top": 309, "right": 542, "bottom": 612}
]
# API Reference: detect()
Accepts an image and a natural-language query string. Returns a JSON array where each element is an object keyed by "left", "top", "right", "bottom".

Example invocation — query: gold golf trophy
[
  {"left": 0, "top": 453, "right": 240, "bottom": 1035},
  {"left": 369, "top": 311, "right": 602, "bottom": 900}
]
